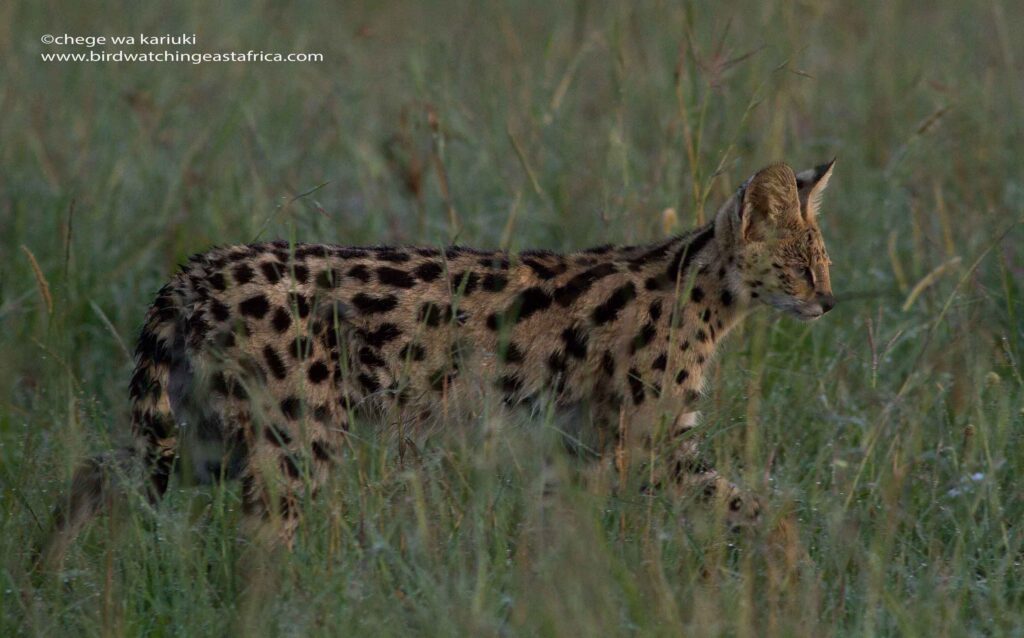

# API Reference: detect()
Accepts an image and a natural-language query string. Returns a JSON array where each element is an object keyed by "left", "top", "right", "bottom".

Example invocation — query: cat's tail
[{"left": 38, "top": 282, "right": 186, "bottom": 571}]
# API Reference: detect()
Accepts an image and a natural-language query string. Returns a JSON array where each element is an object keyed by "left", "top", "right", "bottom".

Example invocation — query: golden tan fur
[{"left": 47, "top": 160, "right": 836, "bottom": 554}]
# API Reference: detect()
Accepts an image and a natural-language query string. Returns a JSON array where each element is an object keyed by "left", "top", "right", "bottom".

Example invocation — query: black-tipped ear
[{"left": 795, "top": 158, "right": 835, "bottom": 221}]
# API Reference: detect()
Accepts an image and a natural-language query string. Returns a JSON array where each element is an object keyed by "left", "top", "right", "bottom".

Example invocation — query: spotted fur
[{"left": 48, "top": 160, "right": 836, "bottom": 553}]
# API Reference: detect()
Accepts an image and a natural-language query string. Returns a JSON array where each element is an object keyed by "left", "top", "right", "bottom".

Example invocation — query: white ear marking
[{"left": 797, "top": 158, "right": 835, "bottom": 220}]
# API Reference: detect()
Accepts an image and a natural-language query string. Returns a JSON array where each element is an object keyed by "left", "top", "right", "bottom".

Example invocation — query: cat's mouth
[
  {"left": 764, "top": 295, "right": 824, "bottom": 321},
  {"left": 791, "top": 308, "right": 824, "bottom": 321}
]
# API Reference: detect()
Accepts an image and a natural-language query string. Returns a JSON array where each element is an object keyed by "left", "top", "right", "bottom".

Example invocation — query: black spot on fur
[
  {"left": 652, "top": 353, "right": 667, "bottom": 371},
  {"left": 210, "top": 299, "right": 231, "bottom": 322},
  {"left": 312, "top": 406, "right": 331, "bottom": 424},
  {"left": 213, "top": 330, "right": 235, "bottom": 349},
  {"left": 501, "top": 342, "right": 525, "bottom": 363},
  {"left": 418, "top": 302, "right": 447, "bottom": 327},
  {"left": 547, "top": 351, "right": 567, "bottom": 375},
  {"left": 561, "top": 326, "right": 588, "bottom": 359},
  {"left": 400, "top": 342, "right": 426, "bottom": 361},
  {"left": 288, "top": 292, "right": 310, "bottom": 318},
  {"left": 648, "top": 300, "right": 663, "bottom": 321},
  {"left": 702, "top": 308, "right": 712, "bottom": 323},
  {"left": 631, "top": 323, "right": 657, "bottom": 352},
  {"left": 482, "top": 273, "right": 508, "bottom": 292},
  {"left": 208, "top": 371, "right": 229, "bottom": 397},
  {"left": 320, "top": 324, "right": 340, "bottom": 352},
  {"left": 414, "top": 262, "right": 443, "bottom": 282},
  {"left": 451, "top": 271, "right": 479, "bottom": 295},
  {"left": 264, "top": 423, "right": 293, "bottom": 446},
  {"left": 554, "top": 263, "right": 616, "bottom": 306},
  {"left": 675, "top": 369, "right": 689, "bottom": 384},
  {"left": 316, "top": 269, "right": 342, "bottom": 289},
  {"left": 627, "top": 240, "right": 673, "bottom": 271},
  {"left": 359, "top": 346, "right": 386, "bottom": 368},
  {"left": 720, "top": 290, "right": 733, "bottom": 306},
  {"left": 488, "top": 287, "right": 551, "bottom": 329},
  {"left": 601, "top": 351, "right": 616, "bottom": 376},
  {"left": 279, "top": 397, "right": 303, "bottom": 420},
  {"left": 239, "top": 294, "right": 271, "bottom": 319},
  {"left": 296, "top": 245, "right": 329, "bottom": 260},
  {"left": 334, "top": 248, "right": 368, "bottom": 259},
  {"left": 696, "top": 329, "right": 709, "bottom": 343},
  {"left": 280, "top": 455, "right": 302, "bottom": 479},
  {"left": 229, "top": 379, "right": 247, "bottom": 400},
  {"left": 352, "top": 293, "right": 398, "bottom": 315},
  {"left": 263, "top": 345, "right": 288, "bottom": 379},
  {"left": 307, "top": 361, "right": 330, "bottom": 384},
  {"left": 522, "top": 258, "right": 556, "bottom": 280},
  {"left": 478, "top": 256, "right": 511, "bottom": 269},
  {"left": 592, "top": 282, "right": 636, "bottom": 325},
  {"left": 292, "top": 264, "right": 310, "bottom": 283},
  {"left": 362, "top": 323, "right": 401, "bottom": 347},
  {"left": 358, "top": 373, "right": 381, "bottom": 393},
  {"left": 318, "top": 300, "right": 351, "bottom": 325},
  {"left": 627, "top": 368, "right": 645, "bottom": 405},
  {"left": 232, "top": 263, "right": 254, "bottom": 285},
  {"left": 515, "top": 287, "right": 552, "bottom": 321},
  {"left": 377, "top": 266, "right": 416, "bottom": 288},
  {"left": 260, "top": 261, "right": 285, "bottom": 284},
  {"left": 514, "top": 287, "right": 552, "bottom": 322},
  {"left": 376, "top": 249, "right": 411, "bottom": 263},
  {"left": 665, "top": 226, "right": 715, "bottom": 282},
  {"left": 690, "top": 287, "right": 704, "bottom": 303},
  {"left": 271, "top": 307, "right": 292, "bottom": 333},
  {"left": 347, "top": 264, "right": 371, "bottom": 283},
  {"left": 312, "top": 440, "right": 332, "bottom": 462},
  {"left": 209, "top": 272, "right": 227, "bottom": 291}
]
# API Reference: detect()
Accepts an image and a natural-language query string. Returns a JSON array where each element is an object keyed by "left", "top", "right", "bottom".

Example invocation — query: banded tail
[{"left": 40, "top": 282, "right": 186, "bottom": 569}]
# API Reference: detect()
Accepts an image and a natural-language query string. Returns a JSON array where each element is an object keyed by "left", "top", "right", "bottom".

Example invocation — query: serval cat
[{"left": 47, "top": 160, "right": 835, "bottom": 555}]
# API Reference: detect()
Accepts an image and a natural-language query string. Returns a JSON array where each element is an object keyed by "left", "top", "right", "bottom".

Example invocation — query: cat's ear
[
  {"left": 795, "top": 159, "right": 835, "bottom": 221},
  {"left": 738, "top": 163, "right": 801, "bottom": 241}
]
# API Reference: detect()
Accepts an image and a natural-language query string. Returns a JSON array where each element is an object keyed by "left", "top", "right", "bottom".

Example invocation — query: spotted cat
[{"left": 49, "top": 160, "right": 835, "bottom": 554}]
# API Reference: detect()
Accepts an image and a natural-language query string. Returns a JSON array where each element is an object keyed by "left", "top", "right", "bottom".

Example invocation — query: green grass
[{"left": 2, "top": 0, "right": 1023, "bottom": 635}]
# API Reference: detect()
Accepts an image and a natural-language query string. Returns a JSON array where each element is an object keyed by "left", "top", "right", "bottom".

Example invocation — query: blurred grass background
[{"left": 2, "top": 0, "right": 1023, "bottom": 635}]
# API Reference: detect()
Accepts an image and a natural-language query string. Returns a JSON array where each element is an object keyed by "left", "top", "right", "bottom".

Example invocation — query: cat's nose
[{"left": 818, "top": 293, "right": 836, "bottom": 313}]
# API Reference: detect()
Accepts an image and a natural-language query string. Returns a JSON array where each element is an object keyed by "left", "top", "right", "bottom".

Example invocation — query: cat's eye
[{"left": 802, "top": 267, "right": 816, "bottom": 285}]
